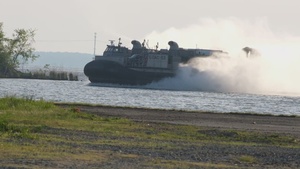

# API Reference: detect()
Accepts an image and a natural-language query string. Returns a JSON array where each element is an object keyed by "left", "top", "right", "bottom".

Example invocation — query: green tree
[{"left": 0, "top": 23, "right": 38, "bottom": 77}]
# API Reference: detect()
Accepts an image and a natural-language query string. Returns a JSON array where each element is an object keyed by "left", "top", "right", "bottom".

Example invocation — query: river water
[{"left": 0, "top": 78, "right": 299, "bottom": 116}]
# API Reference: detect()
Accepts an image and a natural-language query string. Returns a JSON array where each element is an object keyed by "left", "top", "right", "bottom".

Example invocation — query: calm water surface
[{"left": 1, "top": 78, "right": 299, "bottom": 116}]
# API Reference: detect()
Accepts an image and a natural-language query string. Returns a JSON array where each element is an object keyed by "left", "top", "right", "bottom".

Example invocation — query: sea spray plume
[
  {"left": 146, "top": 53, "right": 260, "bottom": 93},
  {"left": 145, "top": 18, "right": 300, "bottom": 96},
  {"left": 254, "top": 44, "right": 300, "bottom": 95},
  {"left": 148, "top": 48, "right": 300, "bottom": 95},
  {"left": 180, "top": 54, "right": 264, "bottom": 93}
]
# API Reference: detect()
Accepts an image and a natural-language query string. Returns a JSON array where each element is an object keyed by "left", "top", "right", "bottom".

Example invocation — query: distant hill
[{"left": 23, "top": 52, "right": 94, "bottom": 72}]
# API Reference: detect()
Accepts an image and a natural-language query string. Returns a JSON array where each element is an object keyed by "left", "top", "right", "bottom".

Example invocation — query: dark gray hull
[{"left": 84, "top": 60, "right": 175, "bottom": 85}]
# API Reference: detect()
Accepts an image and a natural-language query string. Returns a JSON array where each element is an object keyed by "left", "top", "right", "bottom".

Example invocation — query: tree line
[{"left": 0, "top": 23, "right": 38, "bottom": 77}]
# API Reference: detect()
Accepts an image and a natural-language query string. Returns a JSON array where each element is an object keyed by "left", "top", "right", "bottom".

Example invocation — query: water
[{"left": 1, "top": 78, "right": 299, "bottom": 116}]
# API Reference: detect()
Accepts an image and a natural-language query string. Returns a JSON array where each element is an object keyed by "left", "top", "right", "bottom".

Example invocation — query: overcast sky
[{"left": 1, "top": 0, "right": 300, "bottom": 54}]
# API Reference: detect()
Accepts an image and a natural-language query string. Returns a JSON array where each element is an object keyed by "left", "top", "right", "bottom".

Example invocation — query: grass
[
  {"left": 0, "top": 96, "right": 299, "bottom": 168},
  {"left": 237, "top": 155, "right": 257, "bottom": 163},
  {"left": 149, "top": 159, "right": 237, "bottom": 169}
]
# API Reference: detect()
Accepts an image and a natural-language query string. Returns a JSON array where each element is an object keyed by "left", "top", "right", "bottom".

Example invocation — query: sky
[{"left": 1, "top": 0, "right": 300, "bottom": 54}]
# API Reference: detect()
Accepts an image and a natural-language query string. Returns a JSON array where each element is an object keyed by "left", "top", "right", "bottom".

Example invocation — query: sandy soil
[{"left": 58, "top": 104, "right": 300, "bottom": 138}]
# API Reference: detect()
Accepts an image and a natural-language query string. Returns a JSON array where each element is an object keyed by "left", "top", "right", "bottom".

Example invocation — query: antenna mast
[{"left": 93, "top": 33, "right": 97, "bottom": 56}]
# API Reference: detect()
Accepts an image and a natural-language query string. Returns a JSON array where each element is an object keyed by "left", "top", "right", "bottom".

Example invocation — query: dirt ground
[
  {"left": 59, "top": 104, "right": 300, "bottom": 138},
  {"left": 1, "top": 104, "right": 299, "bottom": 169}
]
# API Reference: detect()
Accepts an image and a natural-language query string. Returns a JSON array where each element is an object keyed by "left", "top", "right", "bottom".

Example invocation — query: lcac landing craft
[{"left": 84, "top": 39, "right": 225, "bottom": 85}]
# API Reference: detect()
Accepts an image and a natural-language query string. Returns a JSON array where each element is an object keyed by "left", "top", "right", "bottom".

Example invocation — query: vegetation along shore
[
  {"left": 0, "top": 23, "right": 78, "bottom": 81},
  {"left": 0, "top": 97, "right": 299, "bottom": 168}
]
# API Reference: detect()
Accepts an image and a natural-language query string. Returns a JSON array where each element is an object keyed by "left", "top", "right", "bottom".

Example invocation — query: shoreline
[
  {"left": 55, "top": 102, "right": 299, "bottom": 117},
  {"left": 56, "top": 103, "right": 300, "bottom": 138}
]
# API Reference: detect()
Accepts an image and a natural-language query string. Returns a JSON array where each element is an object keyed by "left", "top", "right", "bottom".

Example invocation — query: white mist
[{"left": 145, "top": 18, "right": 300, "bottom": 96}]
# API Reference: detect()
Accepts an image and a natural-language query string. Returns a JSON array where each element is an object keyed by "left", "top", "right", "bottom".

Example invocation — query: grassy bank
[
  {"left": 18, "top": 69, "right": 78, "bottom": 81},
  {"left": 1, "top": 67, "right": 79, "bottom": 81},
  {"left": 0, "top": 97, "right": 299, "bottom": 168}
]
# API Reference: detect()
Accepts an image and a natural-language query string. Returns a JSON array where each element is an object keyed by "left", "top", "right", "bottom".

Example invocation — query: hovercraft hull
[{"left": 84, "top": 60, "right": 174, "bottom": 85}]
